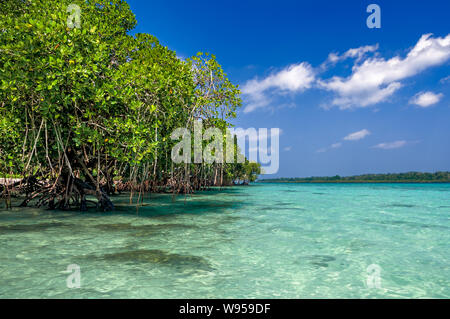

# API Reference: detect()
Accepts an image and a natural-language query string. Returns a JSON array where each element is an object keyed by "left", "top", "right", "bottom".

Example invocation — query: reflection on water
[{"left": 0, "top": 183, "right": 449, "bottom": 298}]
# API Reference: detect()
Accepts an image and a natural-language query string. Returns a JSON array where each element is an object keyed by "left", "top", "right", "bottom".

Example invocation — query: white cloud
[
  {"left": 440, "top": 75, "right": 450, "bottom": 84},
  {"left": 331, "top": 142, "right": 342, "bottom": 149},
  {"left": 241, "top": 63, "right": 315, "bottom": 113},
  {"left": 283, "top": 146, "right": 292, "bottom": 152},
  {"left": 372, "top": 140, "right": 407, "bottom": 150},
  {"left": 326, "top": 53, "right": 340, "bottom": 64},
  {"left": 409, "top": 91, "right": 444, "bottom": 107},
  {"left": 344, "top": 129, "right": 371, "bottom": 141},
  {"left": 321, "top": 45, "right": 379, "bottom": 70},
  {"left": 319, "top": 34, "right": 450, "bottom": 109},
  {"left": 316, "top": 142, "right": 342, "bottom": 153},
  {"left": 330, "top": 44, "right": 379, "bottom": 64},
  {"left": 317, "top": 130, "right": 369, "bottom": 153},
  {"left": 343, "top": 44, "right": 379, "bottom": 60},
  {"left": 241, "top": 33, "right": 450, "bottom": 113}
]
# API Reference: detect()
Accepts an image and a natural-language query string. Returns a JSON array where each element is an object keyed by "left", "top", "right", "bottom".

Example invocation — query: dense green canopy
[{"left": 0, "top": 0, "right": 261, "bottom": 211}]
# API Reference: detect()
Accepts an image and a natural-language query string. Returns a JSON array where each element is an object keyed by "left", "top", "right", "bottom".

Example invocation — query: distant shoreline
[
  {"left": 258, "top": 180, "right": 450, "bottom": 184},
  {"left": 258, "top": 172, "right": 450, "bottom": 184}
]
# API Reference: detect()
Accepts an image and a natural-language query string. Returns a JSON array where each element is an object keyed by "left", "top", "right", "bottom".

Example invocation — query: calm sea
[{"left": 0, "top": 183, "right": 448, "bottom": 298}]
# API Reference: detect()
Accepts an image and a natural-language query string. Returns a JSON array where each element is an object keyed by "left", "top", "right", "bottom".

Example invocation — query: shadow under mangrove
[{"left": 109, "top": 192, "right": 247, "bottom": 219}]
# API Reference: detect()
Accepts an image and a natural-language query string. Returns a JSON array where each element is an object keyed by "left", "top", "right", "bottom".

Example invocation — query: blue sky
[{"left": 127, "top": 0, "right": 450, "bottom": 177}]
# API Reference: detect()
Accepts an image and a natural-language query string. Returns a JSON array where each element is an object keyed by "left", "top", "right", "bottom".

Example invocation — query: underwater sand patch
[{"left": 97, "top": 249, "right": 214, "bottom": 271}]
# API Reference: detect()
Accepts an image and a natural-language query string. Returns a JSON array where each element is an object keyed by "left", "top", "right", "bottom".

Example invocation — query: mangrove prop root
[{"left": 11, "top": 176, "right": 115, "bottom": 212}]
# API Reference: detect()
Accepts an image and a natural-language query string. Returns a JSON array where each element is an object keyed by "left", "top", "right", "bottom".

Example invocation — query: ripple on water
[
  {"left": 91, "top": 249, "right": 214, "bottom": 272},
  {"left": 0, "top": 222, "right": 69, "bottom": 234},
  {"left": 363, "top": 218, "right": 449, "bottom": 230},
  {"left": 295, "top": 255, "right": 337, "bottom": 268},
  {"left": 0, "top": 184, "right": 448, "bottom": 298},
  {"left": 385, "top": 203, "right": 416, "bottom": 208},
  {"left": 93, "top": 223, "right": 197, "bottom": 232}
]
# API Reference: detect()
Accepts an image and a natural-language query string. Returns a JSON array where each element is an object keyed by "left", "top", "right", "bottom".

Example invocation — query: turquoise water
[{"left": 0, "top": 183, "right": 449, "bottom": 298}]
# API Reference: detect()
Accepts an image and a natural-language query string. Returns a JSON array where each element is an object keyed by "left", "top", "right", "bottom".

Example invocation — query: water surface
[{"left": 0, "top": 183, "right": 449, "bottom": 298}]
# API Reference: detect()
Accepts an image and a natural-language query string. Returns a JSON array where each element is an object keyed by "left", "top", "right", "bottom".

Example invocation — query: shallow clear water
[{"left": 0, "top": 183, "right": 449, "bottom": 298}]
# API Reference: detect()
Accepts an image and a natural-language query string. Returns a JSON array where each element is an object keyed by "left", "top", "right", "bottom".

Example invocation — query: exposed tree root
[{"left": 8, "top": 174, "right": 115, "bottom": 212}]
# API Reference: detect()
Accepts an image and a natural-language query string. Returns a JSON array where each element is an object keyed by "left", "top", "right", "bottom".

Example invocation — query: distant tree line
[{"left": 260, "top": 172, "right": 450, "bottom": 183}]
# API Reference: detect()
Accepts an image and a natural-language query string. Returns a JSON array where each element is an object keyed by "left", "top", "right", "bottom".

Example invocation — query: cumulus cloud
[
  {"left": 324, "top": 44, "right": 379, "bottom": 66},
  {"left": 343, "top": 44, "right": 379, "bottom": 60},
  {"left": 372, "top": 140, "right": 407, "bottom": 150},
  {"left": 241, "top": 33, "right": 450, "bottom": 113},
  {"left": 319, "top": 34, "right": 450, "bottom": 109},
  {"left": 241, "top": 63, "right": 315, "bottom": 113},
  {"left": 344, "top": 129, "right": 371, "bottom": 141},
  {"left": 409, "top": 91, "right": 444, "bottom": 107}
]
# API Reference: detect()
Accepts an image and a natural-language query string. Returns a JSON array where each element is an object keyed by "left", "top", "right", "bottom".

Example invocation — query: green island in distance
[{"left": 259, "top": 171, "right": 450, "bottom": 183}]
